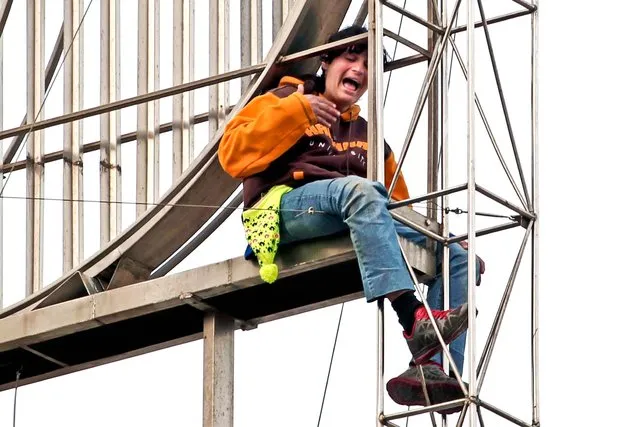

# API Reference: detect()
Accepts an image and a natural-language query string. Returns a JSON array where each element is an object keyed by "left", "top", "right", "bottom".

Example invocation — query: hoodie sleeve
[
  {"left": 219, "top": 89, "right": 317, "bottom": 178},
  {"left": 384, "top": 148, "right": 410, "bottom": 202}
]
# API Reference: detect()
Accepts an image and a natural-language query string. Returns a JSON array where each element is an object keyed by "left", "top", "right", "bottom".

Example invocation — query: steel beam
[
  {"left": 531, "top": 1, "right": 540, "bottom": 424},
  {"left": 0, "top": 33, "right": 3, "bottom": 308},
  {"left": 137, "top": 0, "right": 160, "bottom": 217},
  {"left": 209, "top": 0, "right": 230, "bottom": 134},
  {"left": 3, "top": 25, "right": 63, "bottom": 166},
  {"left": 240, "top": 0, "right": 262, "bottom": 93},
  {"left": 63, "top": 0, "right": 84, "bottom": 272},
  {"left": 203, "top": 313, "right": 234, "bottom": 427},
  {"left": 466, "top": 0, "right": 478, "bottom": 424},
  {"left": 25, "top": 0, "right": 45, "bottom": 295},
  {"left": 367, "top": 0, "right": 384, "bottom": 183},
  {"left": 272, "top": 0, "right": 292, "bottom": 41},
  {"left": 0, "top": 234, "right": 432, "bottom": 355},
  {"left": 427, "top": 1, "right": 439, "bottom": 220},
  {"left": 0, "top": 0, "right": 12, "bottom": 39},
  {"left": 100, "top": 0, "right": 121, "bottom": 245},
  {"left": 172, "top": 0, "right": 194, "bottom": 182}
]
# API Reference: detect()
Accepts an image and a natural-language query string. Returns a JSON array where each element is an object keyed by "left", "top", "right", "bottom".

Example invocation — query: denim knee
[{"left": 338, "top": 176, "right": 389, "bottom": 216}]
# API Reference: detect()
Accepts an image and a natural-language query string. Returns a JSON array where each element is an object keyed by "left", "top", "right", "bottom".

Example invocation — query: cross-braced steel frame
[
  {"left": 0, "top": 0, "right": 538, "bottom": 425},
  {"left": 365, "top": 0, "right": 539, "bottom": 426}
]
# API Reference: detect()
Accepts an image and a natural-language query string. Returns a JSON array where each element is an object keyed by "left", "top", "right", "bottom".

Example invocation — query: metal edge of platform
[{"left": 0, "top": 233, "right": 434, "bottom": 391}]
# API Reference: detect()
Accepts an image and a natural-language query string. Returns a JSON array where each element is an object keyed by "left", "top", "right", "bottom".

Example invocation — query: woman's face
[{"left": 321, "top": 48, "right": 368, "bottom": 112}]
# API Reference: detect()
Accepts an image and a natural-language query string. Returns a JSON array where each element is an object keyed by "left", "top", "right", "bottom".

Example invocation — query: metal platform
[{"left": 0, "top": 222, "right": 435, "bottom": 391}]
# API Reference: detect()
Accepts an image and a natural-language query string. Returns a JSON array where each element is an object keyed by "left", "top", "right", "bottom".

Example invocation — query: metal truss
[
  {"left": 0, "top": 0, "right": 538, "bottom": 426},
  {"left": 364, "top": 0, "right": 539, "bottom": 426}
]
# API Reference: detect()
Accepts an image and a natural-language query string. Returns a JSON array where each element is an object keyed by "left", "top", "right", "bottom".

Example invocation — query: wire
[
  {"left": 0, "top": 0, "right": 96, "bottom": 197},
  {"left": 316, "top": 303, "right": 345, "bottom": 427},
  {"left": 0, "top": 194, "right": 323, "bottom": 215},
  {"left": 13, "top": 368, "right": 21, "bottom": 427},
  {"left": 0, "top": 193, "right": 516, "bottom": 221}
]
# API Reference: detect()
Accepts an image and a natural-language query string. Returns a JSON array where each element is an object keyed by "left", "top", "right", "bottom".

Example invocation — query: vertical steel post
[
  {"left": 439, "top": 0, "right": 452, "bottom": 378},
  {"left": 0, "top": 34, "right": 3, "bottom": 307},
  {"left": 203, "top": 313, "right": 234, "bottom": 427},
  {"left": 100, "top": 0, "right": 121, "bottom": 244},
  {"left": 172, "top": 0, "right": 194, "bottom": 182},
  {"left": 209, "top": 0, "right": 229, "bottom": 135},
  {"left": 427, "top": 1, "right": 439, "bottom": 221},
  {"left": 466, "top": 0, "right": 478, "bottom": 424},
  {"left": 272, "top": 0, "right": 292, "bottom": 40},
  {"left": 63, "top": 0, "right": 84, "bottom": 272},
  {"left": 271, "top": 0, "right": 290, "bottom": 40},
  {"left": 137, "top": 0, "right": 160, "bottom": 217},
  {"left": 26, "top": 0, "right": 45, "bottom": 295},
  {"left": 240, "top": 0, "right": 262, "bottom": 93},
  {"left": 367, "top": 1, "right": 385, "bottom": 425},
  {"left": 531, "top": 1, "right": 540, "bottom": 425}
]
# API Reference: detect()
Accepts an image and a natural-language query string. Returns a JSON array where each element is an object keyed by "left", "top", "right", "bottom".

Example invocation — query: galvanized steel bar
[
  {"left": 209, "top": 0, "right": 230, "bottom": 134},
  {"left": 3, "top": 25, "right": 63, "bottom": 165},
  {"left": 203, "top": 313, "right": 234, "bottom": 427},
  {"left": 0, "top": 63, "right": 263, "bottom": 142},
  {"left": 512, "top": 0, "right": 535, "bottom": 11},
  {"left": 376, "top": 297, "right": 384, "bottom": 427},
  {"left": 449, "top": 40, "right": 527, "bottom": 208},
  {"left": 63, "top": 0, "right": 84, "bottom": 272},
  {"left": 381, "top": 0, "right": 443, "bottom": 34},
  {"left": 272, "top": 0, "right": 291, "bottom": 40},
  {"left": 383, "top": 28, "right": 430, "bottom": 59},
  {"left": 353, "top": 0, "right": 367, "bottom": 26},
  {"left": 137, "top": 0, "right": 160, "bottom": 217},
  {"left": 368, "top": 1, "right": 385, "bottom": 424},
  {"left": 0, "top": 33, "right": 385, "bottom": 142},
  {"left": 367, "top": 0, "right": 384, "bottom": 183},
  {"left": 531, "top": 1, "right": 540, "bottom": 424},
  {"left": 427, "top": 1, "right": 439, "bottom": 220},
  {"left": 0, "top": 34, "right": 3, "bottom": 308},
  {"left": 382, "top": 399, "right": 467, "bottom": 422},
  {"left": 438, "top": 0, "right": 452, "bottom": 380},
  {"left": 451, "top": 9, "right": 533, "bottom": 35},
  {"left": 172, "top": 0, "right": 195, "bottom": 182},
  {"left": 240, "top": 0, "right": 263, "bottom": 93},
  {"left": 388, "top": 183, "right": 467, "bottom": 210},
  {"left": 479, "top": 401, "right": 532, "bottom": 427},
  {"left": 387, "top": 0, "right": 462, "bottom": 197},
  {"left": 100, "top": 0, "right": 121, "bottom": 245},
  {"left": 0, "top": 0, "right": 12, "bottom": 39},
  {"left": 446, "top": 222, "right": 521, "bottom": 244},
  {"left": 0, "top": 51, "right": 426, "bottom": 169},
  {"left": 476, "top": 223, "right": 532, "bottom": 392},
  {"left": 466, "top": 0, "right": 478, "bottom": 424},
  {"left": 477, "top": 0, "right": 531, "bottom": 209},
  {"left": 25, "top": 0, "right": 45, "bottom": 295}
]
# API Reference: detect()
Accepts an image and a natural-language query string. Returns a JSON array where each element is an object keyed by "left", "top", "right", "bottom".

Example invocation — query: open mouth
[{"left": 342, "top": 77, "right": 361, "bottom": 92}]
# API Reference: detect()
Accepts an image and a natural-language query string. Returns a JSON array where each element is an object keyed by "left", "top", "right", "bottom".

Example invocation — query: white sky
[{"left": 1, "top": 0, "right": 638, "bottom": 426}]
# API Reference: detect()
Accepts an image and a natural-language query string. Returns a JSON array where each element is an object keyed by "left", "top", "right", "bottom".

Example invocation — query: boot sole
[{"left": 386, "top": 375, "right": 465, "bottom": 414}]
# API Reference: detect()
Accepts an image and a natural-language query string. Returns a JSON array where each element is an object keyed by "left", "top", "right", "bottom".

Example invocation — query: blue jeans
[{"left": 278, "top": 176, "right": 478, "bottom": 371}]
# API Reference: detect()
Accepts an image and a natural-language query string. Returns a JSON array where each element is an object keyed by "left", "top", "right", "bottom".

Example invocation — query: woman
[{"left": 220, "top": 25, "right": 475, "bottom": 410}]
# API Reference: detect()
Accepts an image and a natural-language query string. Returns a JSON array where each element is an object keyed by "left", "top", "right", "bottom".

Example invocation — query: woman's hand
[{"left": 297, "top": 84, "right": 341, "bottom": 128}]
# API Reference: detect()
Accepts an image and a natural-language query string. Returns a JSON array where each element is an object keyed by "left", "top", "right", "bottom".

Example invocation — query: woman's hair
[{"left": 302, "top": 25, "right": 389, "bottom": 94}]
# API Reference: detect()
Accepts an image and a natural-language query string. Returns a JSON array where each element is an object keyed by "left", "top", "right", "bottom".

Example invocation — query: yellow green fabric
[{"left": 242, "top": 185, "right": 293, "bottom": 283}]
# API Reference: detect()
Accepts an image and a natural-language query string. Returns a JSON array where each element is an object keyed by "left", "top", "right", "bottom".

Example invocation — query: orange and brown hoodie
[{"left": 219, "top": 76, "right": 410, "bottom": 208}]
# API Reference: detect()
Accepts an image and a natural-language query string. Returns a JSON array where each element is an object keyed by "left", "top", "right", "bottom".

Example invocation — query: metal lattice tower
[{"left": 0, "top": 1, "right": 539, "bottom": 426}]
